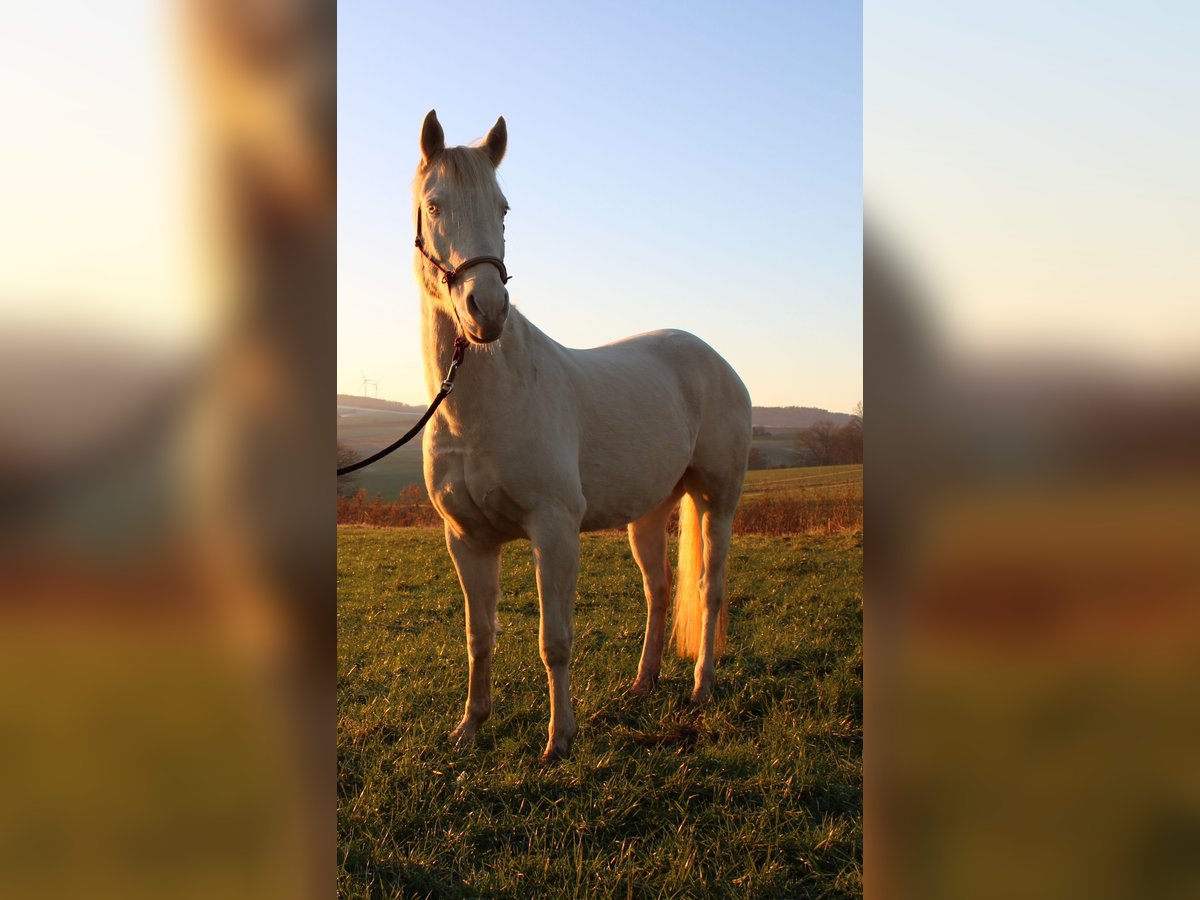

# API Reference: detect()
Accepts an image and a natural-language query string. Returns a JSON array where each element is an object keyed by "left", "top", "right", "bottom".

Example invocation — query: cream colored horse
[{"left": 414, "top": 111, "right": 751, "bottom": 763}]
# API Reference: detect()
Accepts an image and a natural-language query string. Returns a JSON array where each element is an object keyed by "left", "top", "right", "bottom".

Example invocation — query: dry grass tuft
[
  {"left": 337, "top": 466, "right": 864, "bottom": 537},
  {"left": 336, "top": 484, "right": 441, "bottom": 528},
  {"left": 733, "top": 487, "right": 862, "bottom": 536}
]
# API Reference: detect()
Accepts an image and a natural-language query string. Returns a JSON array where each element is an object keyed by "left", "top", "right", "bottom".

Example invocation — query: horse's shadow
[{"left": 583, "top": 679, "right": 723, "bottom": 755}]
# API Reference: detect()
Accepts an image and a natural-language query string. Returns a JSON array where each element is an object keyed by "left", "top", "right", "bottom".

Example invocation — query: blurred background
[
  {"left": 0, "top": 1, "right": 332, "bottom": 897},
  {"left": 4, "top": 2, "right": 1198, "bottom": 898},
  {"left": 867, "top": 3, "right": 1200, "bottom": 898}
]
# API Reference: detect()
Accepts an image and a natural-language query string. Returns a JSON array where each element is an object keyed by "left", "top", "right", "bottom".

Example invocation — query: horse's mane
[{"left": 416, "top": 146, "right": 499, "bottom": 195}]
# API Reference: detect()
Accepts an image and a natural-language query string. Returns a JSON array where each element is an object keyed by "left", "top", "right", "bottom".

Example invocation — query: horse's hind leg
[
  {"left": 690, "top": 507, "right": 735, "bottom": 707},
  {"left": 445, "top": 527, "right": 502, "bottom": 747},
  {"left": 626, "top": 494, "right": 679, "bottom": 696}
]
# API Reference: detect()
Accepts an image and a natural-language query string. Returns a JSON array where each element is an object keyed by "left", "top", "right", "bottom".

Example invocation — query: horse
[{"left": 413, "top": 110, "right": 752, "bottom": 764}]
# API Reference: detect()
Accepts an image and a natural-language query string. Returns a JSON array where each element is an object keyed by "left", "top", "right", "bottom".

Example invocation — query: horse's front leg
[
  {"left": 445, "top": 527, "right": 501, "bottom": 747},
  {"left": 529, "top": 515, "right": 580, "bottom": 764}
]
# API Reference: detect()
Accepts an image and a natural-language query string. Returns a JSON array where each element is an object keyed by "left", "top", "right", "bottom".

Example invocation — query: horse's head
[{"left": 414, "top": 110, "right": 511, "bottom": 344}]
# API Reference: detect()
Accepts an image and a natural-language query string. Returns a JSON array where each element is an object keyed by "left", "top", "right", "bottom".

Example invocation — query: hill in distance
[
  {"left": 339, "top": 394, "right": 852, "bottom": 430},
  {"left": 752, "top": 406, "right": 854, "bottom": 429},
  {"left": 337, "top": 394, "right": 426, "bottom": 415}
]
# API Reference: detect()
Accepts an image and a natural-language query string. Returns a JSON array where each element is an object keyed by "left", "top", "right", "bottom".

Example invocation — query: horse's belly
[
  {"left": 578, "top": 442, "right": 689, "bottom": 531},
  {"left": 579, "top": 503, "right": 642, "bottom": 532},
  {"left": 578, "top": 482, "right": 678, "bottom": 531}
]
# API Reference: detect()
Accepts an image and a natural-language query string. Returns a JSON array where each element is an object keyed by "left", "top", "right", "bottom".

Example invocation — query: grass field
[
  {"left": 338, "top": 526, "right": 862, "bottom": 897},
  {"left": 743, "top": 465, "right": 864, "bottom": 499}
]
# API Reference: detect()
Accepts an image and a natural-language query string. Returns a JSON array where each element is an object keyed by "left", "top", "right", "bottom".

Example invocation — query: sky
[
  {"left": 6, "top": 3, "right": 1194, "bottom": 414},
  {"left": 0, "top": 1, "right": 205, "bottom": 346},
  {"left": 866, "top": 1, "right": 1200, "bottom": 371},
  {"left": 338, "top": 2, "right": 862, "bottom": 412}
]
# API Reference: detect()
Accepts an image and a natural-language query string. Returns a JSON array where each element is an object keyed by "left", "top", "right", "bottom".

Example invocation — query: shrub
[
  {"left": 337, "top": 477, "right": 863, "bottom": 537},
  {"left": 336, "top": 484, "right": 441, "bottom": 527}
]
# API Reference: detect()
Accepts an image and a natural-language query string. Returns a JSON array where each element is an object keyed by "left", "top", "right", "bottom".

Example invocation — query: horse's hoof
[
  {"left": 449, "top": 721, "right": 478, "bottom": 748},
  {"left": 625, "top": 676, "right": 657, "bottom": 698},
  {"left": 538, "top": 735, "right": 573, "bottom": 767},
  {"left": 686, "top": 689, "right": 711, "bottom": 710},
  {"left": 537, "top": 746, "right": 569, "bottom": 768}
]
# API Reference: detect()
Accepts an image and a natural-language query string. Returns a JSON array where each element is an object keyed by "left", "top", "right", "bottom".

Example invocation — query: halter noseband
[{"left": 415, "top": 211, "right": 511, "bottom": 287}]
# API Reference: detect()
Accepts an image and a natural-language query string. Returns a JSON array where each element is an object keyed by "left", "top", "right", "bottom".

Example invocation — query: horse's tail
[{"left": 672, "top": 493, "right": 727, "bottom": 659}]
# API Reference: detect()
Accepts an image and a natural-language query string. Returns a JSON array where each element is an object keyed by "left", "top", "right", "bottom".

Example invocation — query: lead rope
[{"left": 337, "top": 335, "right": 468, "bottom": 476}]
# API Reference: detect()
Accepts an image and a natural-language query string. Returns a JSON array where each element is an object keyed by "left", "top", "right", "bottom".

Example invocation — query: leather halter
[{"left": 415, "top": 210, "right": 511, "bottom": 287}]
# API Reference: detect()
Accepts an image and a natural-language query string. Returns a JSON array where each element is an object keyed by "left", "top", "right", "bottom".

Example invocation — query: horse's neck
[
  {"left": 420, "top": 295, "right": 546, "bottom": 419},
  {"left": 419, "top": 299, "right": 465, "bottom": 397}
]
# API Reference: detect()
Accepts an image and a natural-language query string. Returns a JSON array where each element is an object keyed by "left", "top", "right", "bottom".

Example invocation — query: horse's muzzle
[{"left": 463, "top": 287, "right": 510, "bottom": 343}]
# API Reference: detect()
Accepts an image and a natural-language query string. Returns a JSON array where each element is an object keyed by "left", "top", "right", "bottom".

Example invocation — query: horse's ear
[
  {"left": 483, "top": 116, "right": 506, "bottom": 167},
  {"left": 420, "top": 110, "right": 444, "bottom": 165}
]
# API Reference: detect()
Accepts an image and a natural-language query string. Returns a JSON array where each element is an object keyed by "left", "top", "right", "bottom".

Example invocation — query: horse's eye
[{"left": 427, "top": 202, "right": 440, "bottom": 217}]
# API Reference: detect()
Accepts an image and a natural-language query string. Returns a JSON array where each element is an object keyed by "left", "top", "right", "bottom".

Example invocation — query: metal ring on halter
[
  {"left": 441, "top": 334, "right": 469, "bottom": 392},
  {"left": 441, "top": 360, "right": 460, "bottom": 394}
]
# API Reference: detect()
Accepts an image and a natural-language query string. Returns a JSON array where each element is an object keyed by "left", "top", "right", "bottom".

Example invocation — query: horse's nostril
[
  {"left": 467, "top": 293, "right": 481, "bottom": 317},
  {"left": 502, "top": 292, "right": 510, "bottom": 313}
]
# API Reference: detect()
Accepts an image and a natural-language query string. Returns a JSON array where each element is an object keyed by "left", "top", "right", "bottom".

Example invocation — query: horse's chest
[{"left": 424, "top": 436, "right": 526, "bottom": 540}]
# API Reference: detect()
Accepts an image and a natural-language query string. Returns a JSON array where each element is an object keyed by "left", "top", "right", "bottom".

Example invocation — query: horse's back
[
  {"left": 592, "top": 327, "right": 745, "bottom": 387},
  {"left": 571, "top": 328, "right": 749, "bottom": 433},
  {"left": 564, "top": 328, "right": 751, "bottom": 526}
]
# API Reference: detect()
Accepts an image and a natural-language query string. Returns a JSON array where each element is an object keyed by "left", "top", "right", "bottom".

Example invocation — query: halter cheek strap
[{"left": 415, "top": 211, "right": 512, "bottom": 287}]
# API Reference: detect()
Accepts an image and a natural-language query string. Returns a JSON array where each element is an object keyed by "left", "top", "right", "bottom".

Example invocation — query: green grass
[
  {"left": 743, "top": 465, "right": 863, "bottom": 500},
  {"left": 338, "top": 526, "right": 862, "bottom": 898}
]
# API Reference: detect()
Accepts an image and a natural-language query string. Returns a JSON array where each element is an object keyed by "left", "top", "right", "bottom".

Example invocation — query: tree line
[{"left": 749, "top": 401, "right": 862, "bottom": 469}]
